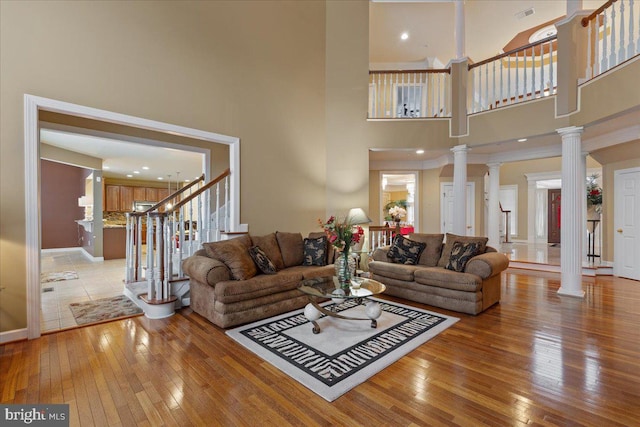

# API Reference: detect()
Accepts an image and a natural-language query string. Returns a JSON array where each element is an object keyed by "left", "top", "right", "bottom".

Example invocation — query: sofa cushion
[
  {"left": 203, "top": 236, "right": 257, "bottom": 280},
  {"left": 251, "top": 233, "right": 285, "bottom": 270},
  {"left": 368, "top": 260, "right": 420, "bottom": 282},
  {"left": 445, "top": 241, "right": 482, "bottom": 272},
  {"left": 276, "top": 232, "right": 304, "bottom": 267},
  {"left": 214, "top": 270, "right": 303, "bottom": 303},
  {"left": 414, "top": 267, "right": 482, "bottom": 292},
  {"left": 437, "top": 233, "right": 488, "bottom": 267},
  {"left": 408, "top": 233, "right": 444, "bottom": 267},
  {"left": 302, "top": 236, "right": 328, "bottom": 266},
  {"left": 387, "top": 235, "right": 426, "bottom": 265},
  {"left": 248, "top": 246, "right": 277, "bottom": 275}
]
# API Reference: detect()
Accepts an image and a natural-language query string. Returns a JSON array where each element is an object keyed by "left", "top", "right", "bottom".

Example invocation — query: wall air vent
[{"left": 515, "top": 7, "right": 535, "bottom": 20}]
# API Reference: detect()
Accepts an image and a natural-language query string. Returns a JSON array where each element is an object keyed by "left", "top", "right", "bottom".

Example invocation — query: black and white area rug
[{"left": 226, "top": 298, "right": 459, "bottom": 402}]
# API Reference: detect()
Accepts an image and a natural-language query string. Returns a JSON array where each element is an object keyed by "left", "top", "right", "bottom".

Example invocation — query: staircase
[{"left": 123, "top": 169, "right": 232, "bottom": 318}]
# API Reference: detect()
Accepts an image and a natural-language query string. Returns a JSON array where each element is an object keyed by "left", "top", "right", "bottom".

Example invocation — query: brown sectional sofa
[
  {"left": 368, "top": 233, "right": 509, "bottom": 315},
  {"left": 182, "top": 231, "right": 334, "bottom": 328}
]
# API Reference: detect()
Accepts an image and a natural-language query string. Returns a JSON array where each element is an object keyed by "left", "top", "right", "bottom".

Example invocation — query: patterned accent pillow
[
  {"left": 303, "top": 236, "right": 327, "bottom": 266},
  {"left": 387, "top": 235, "right": 426, "bottom": 265},
  {"left": 248, "top": 246, "right": 277, "bottom": 275},
  {"left": 445, "top": 241, "right": 482, "bottom": 272}
]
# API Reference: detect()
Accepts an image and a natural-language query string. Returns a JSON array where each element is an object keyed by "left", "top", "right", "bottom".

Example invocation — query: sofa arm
[
  {"left": 371, "top": 246, "right": 391, "bottom": 262},
  {"left": 182, "top": 255, "right": 231, "bottom": 287},
  {"left": 464, "top": 252, "right": 509, "bottom": 280}
]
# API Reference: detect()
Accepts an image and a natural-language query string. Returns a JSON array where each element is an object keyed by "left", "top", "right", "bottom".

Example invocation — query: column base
[{"left": 557, "top": 287, "right": 585, "bottom": 298}]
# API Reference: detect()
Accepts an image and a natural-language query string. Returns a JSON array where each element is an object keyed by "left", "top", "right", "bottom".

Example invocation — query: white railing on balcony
[
  {"left": 583, "top": 0, "right": 640, "bottom": 81},
  {"left": 468, "top": 35, "right": 557, "bottom": 114},
  {"left": 368, "top": 69, "right": 451, "bottom": 119},
  {"left": 125, "top": 169, "right": 231, "bottom": 306}
]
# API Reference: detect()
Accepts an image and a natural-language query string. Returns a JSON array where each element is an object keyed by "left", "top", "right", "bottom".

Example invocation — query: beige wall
[{"left": 0, "top": 1, "right": 328, "bottom": 332}]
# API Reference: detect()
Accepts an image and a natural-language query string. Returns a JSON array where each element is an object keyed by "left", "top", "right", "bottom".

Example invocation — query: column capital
[
  {"left": 487, "top": 162, "right": 502, "bottom": 169},
  {"left": 451, "top": 144, "right": 468, "bottom": 154},
  {"left": 556, "top": 126, "right": 584, "bottom": 137}
]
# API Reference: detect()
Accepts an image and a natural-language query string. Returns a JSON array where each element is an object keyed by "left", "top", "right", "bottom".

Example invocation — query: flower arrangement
[
  {"left": 586, "top": 173, "right": 603, "bottom": 212},
  {"left": 388, "top": 205, "right": 407, "bottom": 222},
  {"left": 318, "top": 215, "right": 364, "bottom": 253}
]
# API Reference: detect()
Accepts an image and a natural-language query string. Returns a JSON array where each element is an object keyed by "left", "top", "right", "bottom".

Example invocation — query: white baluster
[
  {"left": 136, "top": 216, "right": 143, "bottom": 280},
  {"left": 507, "top": 55, "right": 512, "bottom": 105},
  {"left": 383, "top": 74, "right": 387, "bottom": 117},
  {"left": 499, "top": 58, "right": 504, "bottom": 107},
  {"left": 492, "top": 60, "right": 496, "bottom": 109},
  {"left": 470, "top": 67, "right": 475, "bottom": 113},
  {"left": 628, "top": 0, "right": 636, "bottom": 58},
  {"left": 594, "top": 19, "right": 601, "bottom": 76},
  {"left": 539, "top": 42, "right": 544, "bottom": 97},
  {"left": 477, "top": 66, "right": 483, "bottom": 111},
  {"left": 147, "top": 213, "right": 153, "bottom": 299},
  {"left": 610, "top": 6, "right": 617, "bottom": 69},
  {"left": 619, "top": 0, "right": 627, "bottom": 62},
  {"left": 523, "top": 49, "right": 528, "bottom": 100},
  {"left": 602, "top": 11, "right": 609, "bottom": 72},
  {"left": 484, "top": 63, "right": 489, "bottom": 110},
  {"left": 515, "top": 54, "right": 519, "bottom": 103},
  {"left": 586, "top": 20, "right": 593, "bottom": 79},
  {"left": 155, "top": 215, "right": 162, "bottom": 300},
  {"left": 549, "top": 39, "right": 555, "bottom": 93},
  {"left": 531, "top": 46, "right": 535, "bottom": 100},
  {"left": 636, "top": 0, "right": 640, "bottom": 55}
]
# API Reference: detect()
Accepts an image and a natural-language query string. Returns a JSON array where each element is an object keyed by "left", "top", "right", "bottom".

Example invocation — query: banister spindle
[
  {"left": 515, "top": 53, "right": 519, "bottom": 102},
  {"left": 586, "top": 20, "right": 593, "bottom": 79},
  {"left": 523, "top": 49, "right": 528, "bottom": 99},
  {"left": 531, "top": 46, "right": 536, "bottom": 100},
  {"left": 610, "top": 6, "right": 617, "bottom": 69},
  {"left": 602, "top": 10, "right": 609, "bottom": 72},
  {"left": 499, "top": 58, "right": 504, "bottom": 107},
  {"left": 492, "top": 60, "right": 496, "bottom": 109},
  {"left": 619, "top": 0, "right": 626, "bottom": 62},
  {"left": 629, "top": 0, "right": 636, "bottom": 58},
  {"left": 484, "top": 63, "right": 489, "bottom": 111}
]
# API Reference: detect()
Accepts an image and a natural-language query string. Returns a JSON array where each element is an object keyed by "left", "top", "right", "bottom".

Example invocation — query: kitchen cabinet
[
  {"left": 120, "top": 186, "right": 134, "bottom": 212},
  {"left": 146, "top": 187, "right": 158, "bottom": 202},
  {"left": 133, "top": 186, "right": 146, "bottom": 202},
  {"left": 105, "top": 185, "right": 120, "bottom": 212}
]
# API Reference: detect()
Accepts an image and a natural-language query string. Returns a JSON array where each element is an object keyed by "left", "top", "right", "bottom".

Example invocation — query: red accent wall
[{"left": 41, "top": 160, "right": 86, "bottom": 249}]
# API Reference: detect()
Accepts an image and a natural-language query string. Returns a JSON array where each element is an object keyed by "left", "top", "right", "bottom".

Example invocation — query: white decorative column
[
  {"left": 557, "top": 126, "right": 585, "bottom": 298},
  {"left": 567, "top": 0, "right": 583, "bottom": 17},
  {"left": 452, "top": 144, "right": 468, "bottom": 235},
  {"left": 454, "top": 0, "right": 466, "bottom": 59},
  {"left": 526, "top": 176, "right": 537, "bottom": 243},
  {"left": 487, "top": 162, "right": 501, "bottom": 249}
]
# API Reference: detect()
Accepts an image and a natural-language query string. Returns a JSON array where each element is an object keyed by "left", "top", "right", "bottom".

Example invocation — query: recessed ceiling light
[
  {"left": 416, "top": 149, "right": 425, "bottom": 154},
  {"left": 126, "top": 174, "right": 133, "bottom": 178},
  {"left": 401, "top": 32, "right": 409, "bottom": 41},
  {"left": 142, "top": 166, "right": 150, "bottom": 170},
  {"left": 518, "top": 138, "right": 528, "bottom": 142},
  {"left": 157, "top": 177, "right": 164, "bottom": 180},
  {"left": 133, "top": 171, "right": 140, "bottom": 174},
  {"left": 184, "top": 179, "right": 190, "bottom": 183}
]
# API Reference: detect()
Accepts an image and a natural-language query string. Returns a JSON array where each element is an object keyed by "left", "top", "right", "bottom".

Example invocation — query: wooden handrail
[
  {"left": 369, "top": 69, "right": 450, "bottom": 75},
  {"left": 170, "top": 168, "right": 231, "bottom": 213},
  {"left": 582, "top": 0, "right": 617, "bottom": 27},
  {"left": 469, "top": 35, "right": 557, "bottom": 69}
]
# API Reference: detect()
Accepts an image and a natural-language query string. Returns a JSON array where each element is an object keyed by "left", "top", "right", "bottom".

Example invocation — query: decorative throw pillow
[
  {"left": 437, "top": 233, "right": 488, "bottom": 267},
  {"left": 203, "top": 237, "right": 257, "bottom": 280},
  {"left": 250, "top": 233, "right": 285, "bottom": 270},
  {"left": 445, "top": 241, "right": 482, "bottom": 272},
  {"left": 303, "top": 236, "right": 327, "bottom": 266},
  {"left": 408, "top": 233, "right": 445, "bottom": 267},
  {"left": 248, "top": 246, "right": 277, "bottom": 274},
  {"left": 387, "top": 235, "right": 426, "bottom": 265}
]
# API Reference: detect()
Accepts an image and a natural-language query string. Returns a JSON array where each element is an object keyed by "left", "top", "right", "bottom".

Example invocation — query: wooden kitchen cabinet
[
  {"left": 105, "top": 185, "right": 120, "bottom": 212},
  {"left": 146, "top": 187, "right": 158, "bottom": 202},
  {"left": 119, "top": 186, "right": 134, "bottom": 212},
  {"left": 133, "top": 186, "right": 146, "bottom": 202}
]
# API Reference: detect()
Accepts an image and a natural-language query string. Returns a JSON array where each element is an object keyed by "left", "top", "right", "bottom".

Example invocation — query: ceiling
[{"left": 40, "top": 128, "right": 204, "bottom": 183}]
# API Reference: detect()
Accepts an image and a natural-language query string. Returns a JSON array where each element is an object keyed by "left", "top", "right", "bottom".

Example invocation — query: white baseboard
[
  {"left": 80, "top": 248, "right": 104, "bottom": 262},
  {"left": 0, "top": 328, "right": 28, "bottom": 344}
]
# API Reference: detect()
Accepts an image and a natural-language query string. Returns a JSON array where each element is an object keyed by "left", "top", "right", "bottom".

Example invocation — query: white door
[
  {"left": 614, "top": 168, "right": 640, "bottom": 280},
  {"left": 441, "top": 182, "right": 475, "bottom": 235}
]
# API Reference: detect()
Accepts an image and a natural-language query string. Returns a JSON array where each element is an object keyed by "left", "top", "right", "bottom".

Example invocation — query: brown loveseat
[
  {"left": 368, "top": 233, "right": 509, "bottom": 315},
  {"left": 182, "top": 231, "right": 334, "bottom": 328}
]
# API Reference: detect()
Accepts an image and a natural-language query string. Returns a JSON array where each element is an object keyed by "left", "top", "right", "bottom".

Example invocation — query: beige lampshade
[{"left": 347, "top": 208, "right": 372, "bottom": 225}]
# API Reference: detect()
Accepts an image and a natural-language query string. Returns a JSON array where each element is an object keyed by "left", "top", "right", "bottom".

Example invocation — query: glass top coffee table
[{"left": 298, "top": 276, "right": 386, "bottom": 334}]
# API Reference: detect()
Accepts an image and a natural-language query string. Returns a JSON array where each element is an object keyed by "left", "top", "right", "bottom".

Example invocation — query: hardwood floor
[{"left": 2, "top": 270, "right": 639, "bottom": 426}]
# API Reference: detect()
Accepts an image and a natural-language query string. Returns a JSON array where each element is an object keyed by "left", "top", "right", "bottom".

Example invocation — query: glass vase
[{"left": 335, "top": 249, "right": 356, "bottom": 292}]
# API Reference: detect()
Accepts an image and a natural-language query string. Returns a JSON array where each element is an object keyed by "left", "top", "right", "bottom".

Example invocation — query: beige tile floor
[{"left": 40, "top": 250, "right": 126, "bottom": 333}]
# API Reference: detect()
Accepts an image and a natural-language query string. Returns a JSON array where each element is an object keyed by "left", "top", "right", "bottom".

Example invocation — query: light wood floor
[{"left": 4, "top": 270, "right": 639, "bottom": 426}]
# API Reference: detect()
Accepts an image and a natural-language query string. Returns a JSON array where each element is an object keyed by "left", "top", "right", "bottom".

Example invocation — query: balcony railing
[
  {"left": 368, "top": 69, "right": 451, "bottom": 119},
  {"left": 468, "top": 35, "right": 557, "bottom": 114},
  {"left": 583, "top": 0, "right": 640, "bottom": 81}
]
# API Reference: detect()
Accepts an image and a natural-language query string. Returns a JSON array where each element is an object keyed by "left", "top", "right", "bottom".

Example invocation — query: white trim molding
[
  {"left": 0, "top": 329, "right": 28, "bottom": 345},
  {"left": 24, "top": 94, "right": 241, "bottom": 339}
]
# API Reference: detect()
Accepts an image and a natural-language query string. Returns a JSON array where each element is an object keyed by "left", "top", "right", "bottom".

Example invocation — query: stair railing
[
  {"left": 468, "top": 34, "right": 557, "bottom": 113},
  {"left": 583, "top": 0, "right": 640, "bottom": 81},
  {"left": 368, "top": 69, "right": 451, "bottom": 119},
  {"left": 125, "top": 168, "right": 231, "bottom": 306}
]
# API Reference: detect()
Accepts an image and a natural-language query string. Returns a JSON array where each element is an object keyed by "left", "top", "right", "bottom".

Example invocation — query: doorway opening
[{"left": 380, "top": 172, "right": 418, "bottom": 232}]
